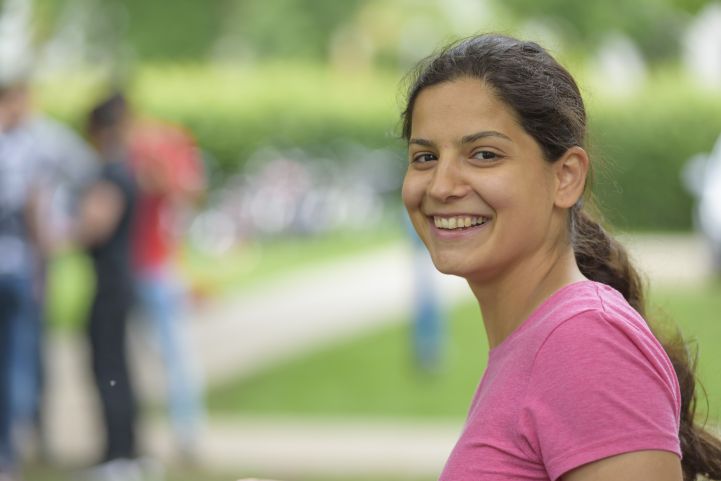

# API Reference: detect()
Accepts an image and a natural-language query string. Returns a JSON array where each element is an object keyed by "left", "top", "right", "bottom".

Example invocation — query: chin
[
  {"left": 429, "top": 254, "right": 475, "bottom": 279},
  {"left": 431, "top": 253, "right": 501, "bottom": 284}
]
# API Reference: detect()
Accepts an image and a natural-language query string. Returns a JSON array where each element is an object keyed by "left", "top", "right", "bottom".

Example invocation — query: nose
[{"left": 427, "top": 157, "right": 470, "bottom": 202}]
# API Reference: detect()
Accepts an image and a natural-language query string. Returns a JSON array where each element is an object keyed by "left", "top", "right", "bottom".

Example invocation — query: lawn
[
  {"left": 23, "top": 463, "right": 433, "bottom": 481},
  {"left": 45, "top": 226, "right": 401, "bottom": 330},
  {"left": 22, "top": 464, "right": 232, "bottom": 481},
  {"left": 208, "top": 282, "right": 721, "bottom": 422}
]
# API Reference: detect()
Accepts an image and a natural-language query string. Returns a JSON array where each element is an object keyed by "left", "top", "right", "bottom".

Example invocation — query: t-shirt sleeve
[{"left": 520, "top": 310, "right": 681, "bottom": 481}]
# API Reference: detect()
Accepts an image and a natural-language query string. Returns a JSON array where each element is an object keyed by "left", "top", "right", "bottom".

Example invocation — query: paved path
[{"left": 41, "top": 233, "right": 714, "bottom": 478}]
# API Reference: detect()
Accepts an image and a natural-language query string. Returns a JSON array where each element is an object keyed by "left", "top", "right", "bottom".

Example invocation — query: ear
[{"left": 553, "top": 146, "right": 589, "bottom": 208}]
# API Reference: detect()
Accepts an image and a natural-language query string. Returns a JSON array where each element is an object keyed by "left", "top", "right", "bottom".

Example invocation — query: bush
[
  {"left": 38, "top": 63, "right": 402, "bottom": 171},
  {"left": 37, "top": 64, "right": 721, "bottom": 231},
  {"left": 587, "top": 86, "right": 721, "bottom": 231}
]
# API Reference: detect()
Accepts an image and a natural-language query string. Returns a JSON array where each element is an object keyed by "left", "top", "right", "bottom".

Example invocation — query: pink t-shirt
[{"left": 439, "top": 281, "right": 681, "bottom": 481}]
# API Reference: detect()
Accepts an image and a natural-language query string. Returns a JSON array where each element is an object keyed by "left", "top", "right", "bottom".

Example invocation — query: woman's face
[{"left": 402, "top": 77, "right": 563, "bottom": 282}]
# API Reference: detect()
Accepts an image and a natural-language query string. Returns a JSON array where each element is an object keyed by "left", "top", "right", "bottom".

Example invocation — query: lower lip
[{"left": 428, "top": 218, "right": 491, "bottom": 239}]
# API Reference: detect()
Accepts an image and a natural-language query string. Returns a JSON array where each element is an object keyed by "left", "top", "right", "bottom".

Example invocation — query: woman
[
  {"left": 78, "top": 92, "right": 140, "bottom": 476},
  {"left": 401, "top": 34, "right": 721, "bottom": 481}
]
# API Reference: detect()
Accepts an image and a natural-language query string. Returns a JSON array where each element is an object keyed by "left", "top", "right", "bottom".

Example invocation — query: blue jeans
[
  {"left": 135, "top": 265, "right": 204, "bottom": 448},
  {"left": 411, "top": 249, "right": 444, "bottom": 371},
  {"left": 9, "top": 281, "right": 42, "bottom": 432},
  {"left": 0, "top": 272, "right": 34, "bottom": 472}
]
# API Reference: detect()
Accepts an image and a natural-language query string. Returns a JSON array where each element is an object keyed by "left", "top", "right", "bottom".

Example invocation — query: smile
[{"left": 432, "top": 215, "right": 490, "bottom": 230}]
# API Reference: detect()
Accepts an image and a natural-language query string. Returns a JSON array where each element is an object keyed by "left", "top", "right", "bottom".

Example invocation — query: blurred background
[{"left": 0, "top": 0, "right": 720, "bottom": 480}]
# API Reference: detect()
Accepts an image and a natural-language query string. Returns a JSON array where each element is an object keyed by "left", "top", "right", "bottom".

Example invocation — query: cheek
[
  {"left": 401, "top": 173, "right": 423, "bottom": 211},
  {"left": 475, "top": 174, "right": 515, "bottom": 209},
  {"left": 492, "top": 168, "right": 554, "bottom": 208}
]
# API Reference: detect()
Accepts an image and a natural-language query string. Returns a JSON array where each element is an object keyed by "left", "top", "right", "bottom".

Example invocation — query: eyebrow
[
  {"left": 461, "top": 130, "right": 512, "bottom": 143},
  {"left": 409, "top": 130, "right": 512, "bottom": 147}
]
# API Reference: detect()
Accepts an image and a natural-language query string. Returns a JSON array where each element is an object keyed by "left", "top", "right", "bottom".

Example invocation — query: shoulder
[
  {"left": 535, "top": 282, "right": 674, "bottom": 381},
  {"left": 530, "top": 282, "right": 679, "bottom": 403},
  {"left": 520, "top": 282, "right": 682, "bottom": 480},
  {"left": 515, "top": 281, "right": 631, "bottom": 356}
]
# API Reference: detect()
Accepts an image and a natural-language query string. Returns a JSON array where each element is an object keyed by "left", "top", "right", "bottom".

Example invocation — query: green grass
[
  {"left": 22, "top": 464, "right": 230, "bottom": 481},
  {"left": 23, "top": 463, "right": 432, "bottom": 481},
  {"left": 180, "top": 226, "right": 401, "bottom": 296},
  {"left": 208, "top": 283, "right": 721, "bottom": 422},
  {"left": 46, "top": 226, "right": 401, "bottom": 331},
  {"left": 650, "top": 282, "right": 721, "bottom": 421},
  {"left": 207, "top": 300, "right": 485, "bottom": 420}
]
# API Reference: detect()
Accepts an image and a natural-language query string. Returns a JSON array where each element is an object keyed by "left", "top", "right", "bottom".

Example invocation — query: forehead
[{"left": 411, "top": 77, "right": 521, "bottom": 139}]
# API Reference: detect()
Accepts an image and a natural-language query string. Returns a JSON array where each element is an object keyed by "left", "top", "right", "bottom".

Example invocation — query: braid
[{"left": 571, "top": 205, "right": 645, "bottom": 315}]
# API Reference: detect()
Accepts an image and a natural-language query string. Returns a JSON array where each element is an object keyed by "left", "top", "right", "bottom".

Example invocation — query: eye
[
  {"left": 411, "top": 152, "right": 438, "bottom": 164},
  {"left": 472, "top": 150, "right": 498, "bottom": 161}
]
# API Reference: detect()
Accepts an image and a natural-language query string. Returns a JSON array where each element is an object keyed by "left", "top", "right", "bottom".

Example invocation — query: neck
[{"left": 468, "top": 245, "right": 586, "bottom": 349}]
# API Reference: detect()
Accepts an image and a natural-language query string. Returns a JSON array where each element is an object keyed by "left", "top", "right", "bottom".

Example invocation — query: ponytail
[
  {"left": 571, "top": 205, "right": 721, "bottom": 481},
  {"left": 571, "top": 204, "right": 645, "bottom": 315}
]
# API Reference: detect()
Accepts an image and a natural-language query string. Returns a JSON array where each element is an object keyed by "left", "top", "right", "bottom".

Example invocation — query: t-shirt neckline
[{"left": 488, "top": 279, "right": 595, "bottom": 357}]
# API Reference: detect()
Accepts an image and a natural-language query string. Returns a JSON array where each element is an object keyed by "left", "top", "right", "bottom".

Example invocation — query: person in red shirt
[{"left": 129, "top": 117, "right": 206, "bottom": 460}]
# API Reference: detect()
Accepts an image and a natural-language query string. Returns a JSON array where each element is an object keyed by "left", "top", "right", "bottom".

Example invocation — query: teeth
[{"left": 433, "top": 216, "right": 488, "bottom": 230}]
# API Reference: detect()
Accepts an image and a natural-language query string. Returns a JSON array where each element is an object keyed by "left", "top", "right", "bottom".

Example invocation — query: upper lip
[{"left": 426, "top": 213, "right": 491, "bottom": 218}]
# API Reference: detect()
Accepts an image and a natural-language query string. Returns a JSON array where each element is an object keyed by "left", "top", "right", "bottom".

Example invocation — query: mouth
[{"left": 430, "top": 215, "right": 491, "bottom": 231}]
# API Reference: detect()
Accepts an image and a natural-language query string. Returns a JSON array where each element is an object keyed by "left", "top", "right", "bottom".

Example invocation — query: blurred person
[
  {"left": 128, "top": 117, "right": 206, "bottom": 460},
  {"left": 400, "top": 34, "right": 721, "bottom": 480},
  {"left": 0, "top": 75, "right": 95, "bottom": 465},
  {"left": 406, "top": 216, "right": 445, "bottom": 373},
  {"left": 683, "top": 133, "right": 721, "bottom": 274},
  {"left": 77, "top": 92, "right": 142, "bottom": 479},
  {"left": 0, "top": 78, "right": 42, "bottom": 481}
]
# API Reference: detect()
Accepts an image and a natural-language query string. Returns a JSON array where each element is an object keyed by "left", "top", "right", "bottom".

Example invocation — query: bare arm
[
  {"left": 561, "top": 450, "right": 682, "bottom": 481},
  {"left": 76, "top": 180, "right": 124, "bottom": 247}
]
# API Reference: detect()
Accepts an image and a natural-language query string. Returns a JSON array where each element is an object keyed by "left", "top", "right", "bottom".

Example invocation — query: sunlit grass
[
  {"left": 46, "top": 226, "right": 402, "bottom": 331},
  {"left": 650, "top": 281, "right": 721, "bottom": 421},
  {"left": 179, "top": 226, "right": 401, "bottom": 296},
  {"left": 208, "top": 283, "right": 721, "bottom": 422},
  {"left": 23, "top": 462, "right": 433, "bottom": 481}
]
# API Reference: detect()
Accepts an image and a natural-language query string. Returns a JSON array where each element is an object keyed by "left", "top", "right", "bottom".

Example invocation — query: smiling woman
[
  {"left": 404, "top": 78, "right": 564, "bottom": 289},
  {"left": 400, "top": 34, "right": 721, "bottom": 481}
]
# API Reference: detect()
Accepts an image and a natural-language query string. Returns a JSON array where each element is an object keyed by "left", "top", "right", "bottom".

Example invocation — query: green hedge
[
  {"left": 37, "top": 64, "right": 401, "bottom": 169},
  {"left": 587, "top": 86, "right": 721, "bottom": 230},
  {"left": 37, "top": 65, "right": 721, "bottom": 231}
]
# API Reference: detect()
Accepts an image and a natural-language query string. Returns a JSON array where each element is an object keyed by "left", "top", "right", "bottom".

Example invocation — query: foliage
[
  {"left": 32, "top": 0, "right": 716, "bottom": 67},
  {"left": 208, "top": 284, "right": 721, "bottom": 422},
  {"left": 500, "top": 0, "right": 690, "bottom": 60},
  {"left": 587, "top": 86, "right": 721, "bottom": 230},
  {"left": 33, "top": 0, "right": 366, "bottom": 62},
  {"left": 224, "top": 0, "right": 365, "bottom": 61},
  {"left": 37, "top": 64, "right": 721, "bottom": 231},
  {"left": 120, "top": 0, "right": 228, "bottom": 60},
  {"left": 37, "top": 63, "right": 402, "bottom": 172}
]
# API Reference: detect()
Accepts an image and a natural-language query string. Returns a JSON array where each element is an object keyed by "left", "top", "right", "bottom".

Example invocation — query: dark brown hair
[
  {"left": 87, "top": 91, "right": 128, "bottom": 136},
  {"left": 401, "top": 33, "right": 721, "bottom": 480}
]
